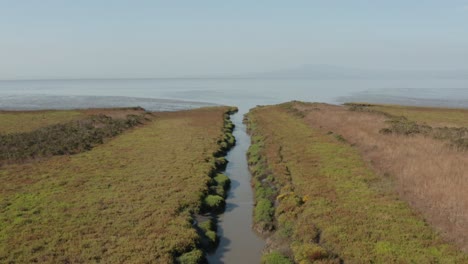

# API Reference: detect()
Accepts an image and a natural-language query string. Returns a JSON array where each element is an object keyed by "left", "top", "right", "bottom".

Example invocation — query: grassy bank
[
  {"left": 0, "top": 106, "right": 236, "bottom": 263},
  {"left": 314, "top": 102, "right": 468, "bottom": 249},
  {"left": 245, "top": 102, "right": 468, "bottom": 263}
]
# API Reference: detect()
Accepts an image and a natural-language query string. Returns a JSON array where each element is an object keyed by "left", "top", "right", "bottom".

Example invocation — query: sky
[{"left": 0, "top": 0, "right": 467, "bottom": 79}]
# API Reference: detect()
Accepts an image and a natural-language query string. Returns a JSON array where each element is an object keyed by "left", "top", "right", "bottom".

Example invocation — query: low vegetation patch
[
  {"left": 0, "top": 106, "right": 235, "bottom": 263},
  {"left": 176, "top": 249, "right": 204, "bottom": 264},
  {"left": 347, "top": 102, "right": 468, "bottom": 127},
  {"left": 0, "top": 110, "right": 85, "bottom": 134},
  {"left": 348, "top": 103, "right": 468, "bottom": 150},
  {"left": 245, "top": 126, "right": 278, "bottom": 233},
  {"left": 261, "top": 251, "right": 292, "bottom": 264},
  {"left": 245, "top": 102, "right": 468, "bottom": 263},
  {"left": 0, "top": 113, "right": 149, "bottom": 165}
]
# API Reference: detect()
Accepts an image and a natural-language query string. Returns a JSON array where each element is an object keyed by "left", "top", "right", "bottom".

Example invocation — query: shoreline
[{"left": 0, "top": 94, "right": 217, "bottom": 112}]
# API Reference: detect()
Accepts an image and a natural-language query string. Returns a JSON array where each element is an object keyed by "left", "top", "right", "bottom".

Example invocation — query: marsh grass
[
  {"left": 0, "top": 110, "right": 85, "bottom": 134},
  {"left": 246, "top": 103, "right": 468, "bottom": 263},
  {"left": 0, "top": 106, "right": 235, "bottom": 263},
  {"left": 244, "top": 127, "right": 278, "bottom": 233},
  {"left": 0, "top": 113, "right": 149, "bottom": 165},
  {"left": 261, "top": 251, "right": 292, "bottom": 264},
  {"left": 305, "top": 103, "right": 468, "bottom": 249}
]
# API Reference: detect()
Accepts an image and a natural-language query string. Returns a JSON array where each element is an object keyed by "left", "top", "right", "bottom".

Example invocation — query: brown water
[{"left": 206, "top": 112, "right": 265, "bottom": 264}]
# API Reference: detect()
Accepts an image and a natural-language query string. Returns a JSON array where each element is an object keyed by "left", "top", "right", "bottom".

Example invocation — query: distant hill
[{"left": 231, "top": 64, "right": 468, "bottom": 79}]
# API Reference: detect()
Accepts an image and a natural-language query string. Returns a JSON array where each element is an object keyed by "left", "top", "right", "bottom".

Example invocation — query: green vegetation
[
  {"left": 203, "top": 195, "right": 225, "bottom": 212},
  {"left": 208, "top": 173, "right": 230, "bottom": 199},
  {"left": 213, "top": 173, "right": 230, "bottom": 189},
  {"left": 0, "top": 106, "right": 236, "bottom": 263},
  {"left": 254, "top": 199, "right": 274, "bottom": 229},
  {"left": 246, "top": 133, "right": 277, "bottom": 233},
  {"left": 197, "top": 219, "right": 218, "bottom": 249},
  {"left": 291, "top": 242, "right": 329, "bottom": 263},
  {"left": 261, "top": 251, "right": 292, "bottom": 264},
  {"left": 176, "top": 249, "right": 204, "bottom": 264},
  {"left": 245, "top": 102, "right": 468, "bottom": 263}
]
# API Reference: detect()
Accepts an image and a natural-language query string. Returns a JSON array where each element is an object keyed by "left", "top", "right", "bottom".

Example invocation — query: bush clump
[
  {"left": 261, "top": 251, "right": 293, "bottom": 264},
  {"left": 203, "top": 195, "right": 225, "bottom": 212},
  {"left": 197, "top": 213, "right": 218, "bottom": 249},
  {"left": 176, "top": 249, "right": 204, "bottom": 264},
  {"left": 255, "top": 183, "right": 275, "bottom": 201},
  {"left": 214, "top": 173, "right": 230, "bottom": 189},
  {"left": 208, "top": 173, "right": 230, "bottom": 198},
  {"left": 205, "top": 230, "right": 217, "bottom": 245},
  {"left": 209, "top": 185, "right": 226, "bottom": 198},
  {"left": 291, "top": 242, "right": 329, "bottom": 263},
  {"left": 214, "top": 157, "right": 228, "bottom": 171},
  {"left": 380, "top": 117, "right": 432, "bottom": 136},
  {"left": 255, "top": 198, "right": 274, "bottom": 230}
]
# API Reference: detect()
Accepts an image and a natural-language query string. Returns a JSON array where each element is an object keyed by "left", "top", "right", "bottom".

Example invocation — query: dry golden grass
[
  {"left": 296, "top": 102, "right": 468, "bottom": 250},
  {"left": 0, "top": 106, "right": 233, "bottom": 263}
]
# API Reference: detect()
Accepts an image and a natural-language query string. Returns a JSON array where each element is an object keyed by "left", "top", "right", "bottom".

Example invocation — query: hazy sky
[{"left": 0, "top": 1, "right": 467, "bottom": 79}]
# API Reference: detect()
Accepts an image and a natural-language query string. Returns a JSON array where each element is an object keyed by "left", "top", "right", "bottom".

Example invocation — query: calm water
[
  {"left": 206, "top": 112, "right": 265, "bottom": 263},
  {"left": 1, "top": 78, "right": 468, "bottom": 111},
  {"left": 1, "top": 78, "right": 468, "bottom": 264}
]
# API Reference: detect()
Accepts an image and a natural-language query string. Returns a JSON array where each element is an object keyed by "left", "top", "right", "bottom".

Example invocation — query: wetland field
[
  {"left": 2, "top": 1, "right": 468, "bottom": 262},
  {"left": 0, "top": 106, "right": 236, "bottom": 263},
  {"left": 246, "top": 102, "right": 468, "bottom": 263},
  {"left": 1, "top": 80, "right": 468, "bottom": 263}
]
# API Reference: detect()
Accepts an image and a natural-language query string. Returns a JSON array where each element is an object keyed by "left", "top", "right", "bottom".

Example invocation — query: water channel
[{"left": 206, "top": 111, "right": 265, "bottom": 263}]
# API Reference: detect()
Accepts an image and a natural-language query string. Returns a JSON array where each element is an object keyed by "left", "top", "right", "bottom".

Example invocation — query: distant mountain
[{"left": 232, "top": 64, "right": 468, "bottom": 79}]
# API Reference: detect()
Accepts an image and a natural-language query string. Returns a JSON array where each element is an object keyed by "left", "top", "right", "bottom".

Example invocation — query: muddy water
[{"left": 207, "top": 112, "right": 265, "bottom": 264}]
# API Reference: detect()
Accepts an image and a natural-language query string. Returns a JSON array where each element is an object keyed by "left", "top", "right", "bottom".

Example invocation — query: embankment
[{"left": 178, "top": 107, "right": 239, "bottom": 263}]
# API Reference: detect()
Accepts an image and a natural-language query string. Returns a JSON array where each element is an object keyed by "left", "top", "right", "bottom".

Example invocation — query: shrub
[
  {"left": 255, "top": 184, "right": 275, "bottom": 201},
  {"left": 261, "top": 251, "right": 293, "bottom": 264},
  {"left": 214, "top": 157, "right": 227, "bottom": 170},
  {"left": 209, "top": 185, "right": 226, "bottom": 198},
  {"left": 203, "top": 195, "right": 225, "bottom": 212},
  {"left": 291, "top": 242, "right": 328, "bottom": 263},
  {"left": 176, "top": 249, "right": 204, "bottom": 264},
  {"left": 255, "top": 198, "right": 274, "bottom": 229},
  {"left": 198, "top": 219, "right": 214, "bottom": 232},
  {"left": 205, "top": 230, "right": 218, "bottom": 245},
  {"left": 224, "top": 133, "right": 235, "bottom": 147},
  {"left": 214, "top": 173, "right": 230, "bottom": 189},
  {"left": 380, "top": 117, "right": 432, "bottom": 136}
]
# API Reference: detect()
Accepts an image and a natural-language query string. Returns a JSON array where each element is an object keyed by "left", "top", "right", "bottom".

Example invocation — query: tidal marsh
[
  {"left": 246, "top": 102, "right": 468, "bottom": 263},
  {"left": 0, "top": 106, "right": 236, "bottom": 263}
]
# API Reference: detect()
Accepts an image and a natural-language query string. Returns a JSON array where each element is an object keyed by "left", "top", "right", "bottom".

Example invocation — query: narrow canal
[{"left": 207, "top": 110, "right": 265, "bottom": 263}]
